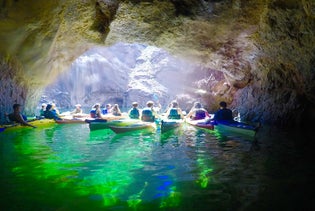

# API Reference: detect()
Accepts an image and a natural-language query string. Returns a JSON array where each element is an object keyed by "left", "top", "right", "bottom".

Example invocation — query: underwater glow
[{"left": 0, "top": 122, "right": 258, "bottom": 210}]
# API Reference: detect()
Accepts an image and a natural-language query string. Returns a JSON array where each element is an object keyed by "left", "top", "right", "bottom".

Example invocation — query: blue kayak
[{"left": 213, "top": 120, "right": 259, "bottom": 139}]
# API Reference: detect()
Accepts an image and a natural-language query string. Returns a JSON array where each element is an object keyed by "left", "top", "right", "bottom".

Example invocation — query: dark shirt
[
  {"left": 8, "top": 112, "right": 27, "bottom": 122},
  {"left": 214, "top": 108, "right": 233, "bottom": 121},
  {"left": 141, "top": 108, "right": 155, "bottom": 122},
  {"left": 44, "top": 110, "right": 61, "bottom": 120}
]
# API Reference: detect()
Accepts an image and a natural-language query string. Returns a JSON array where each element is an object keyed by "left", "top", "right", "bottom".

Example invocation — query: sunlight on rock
[{"left": 42, "top": 42, "right": 199, "bottom": 109}]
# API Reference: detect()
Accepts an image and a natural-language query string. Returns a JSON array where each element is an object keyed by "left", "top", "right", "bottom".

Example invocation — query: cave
[{"left": 1, "top": 0, "right": 315, "bottom": 210}]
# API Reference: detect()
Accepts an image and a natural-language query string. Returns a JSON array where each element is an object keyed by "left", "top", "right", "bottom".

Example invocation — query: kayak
[
  {"left": 185, "top": 118, "right": 214, "bottom": 130},
  {"left": 214, "top": 120, "right": 258, "bottom": 139},
  {"left": 107, "top": 119, "right": 156, "bottom": 134},
  {"left": 102, "top": 114, "right": 128, "bottom": 121},
  {"left": 160, "top": 119, "right": 183, "bottom": 133},
  {"left": 55, "top": 117, "right": 87, "bottom": 124},
  {"left": 0, "top": 119, "right": 55, "bottom": 132},
  {"left": 85, "top": 119, "right": 109, "bottom": 131},
  {"left": 85, "top": 114, "right": 128, "bottom": 131}
]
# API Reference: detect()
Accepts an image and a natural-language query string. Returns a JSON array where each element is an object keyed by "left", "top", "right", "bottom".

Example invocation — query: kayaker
[
  {"left": 51, "top": 103, "right": 60, "bottom": 116},
  {"left": 213, "top": 101, "right": 233, "bottom": 121},
  {"left": 165, "top": 100, "right": 184, "bottom": 119},
  {"left": 185, "top": 102, "right": 210, "bottom": 120},
  {"left": 141, "top": 101, "right": 157, "bottom": 122},
  {"left": 90, "top": 103, "right": 102, "bottom": 118},
  {"left": 44, "top": 104, "right": 62, "bottom": 120},
  {"left": 70, "top": 104, "right": 83, "bottom": 115},
  {"left": 128, "top": 102, "right": 140, "bottom": 119},
  {"left": 7, "top": 104, "right": 36, "bottom": 128},
  {"left": 112, "top": 104, "right": 122, "bottom": 116},
  {"left": 102, "top": 104, "right": 112, "bottom": 115},
  {"left": 39, "top": 103, "right": 47, "bottom": 117}
]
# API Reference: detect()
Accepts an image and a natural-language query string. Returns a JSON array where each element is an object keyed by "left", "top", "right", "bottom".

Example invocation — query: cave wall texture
[{"left": 0, "top": 0, "right": 314, "bottom": 129}]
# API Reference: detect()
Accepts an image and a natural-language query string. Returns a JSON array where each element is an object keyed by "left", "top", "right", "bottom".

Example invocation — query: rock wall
[
  {"left": 233, "top": 0, "right": 315, "bottom": 127},
  {"left": 0, "top": 56, "right": 28, "bottom": 122},
  {"left": 0, "top": 0, "right": 115, "bottom": 117}
]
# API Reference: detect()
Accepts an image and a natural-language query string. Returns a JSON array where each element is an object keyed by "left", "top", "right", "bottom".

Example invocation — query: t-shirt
[
  {"left": 141, "top": 108, "right": 155, "bottom": 122},
  {"left": 214, "top": 108, "right": 233, "bottom": 121},
  {"left": 129, "top": 108, "right": 140, "bottom": 119}
]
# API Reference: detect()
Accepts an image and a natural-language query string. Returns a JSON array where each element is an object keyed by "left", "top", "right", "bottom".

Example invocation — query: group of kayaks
[{"left": 0, "top": 113, "right": 259, "bottom": 140}]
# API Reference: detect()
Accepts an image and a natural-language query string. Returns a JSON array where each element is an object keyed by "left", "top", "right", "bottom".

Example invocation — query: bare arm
[
  {"left": 17, "top": 114, "right": 36, "bottom": 128},
  {"left": 185, "top": 110, "right": 194, "bottom": 119}
]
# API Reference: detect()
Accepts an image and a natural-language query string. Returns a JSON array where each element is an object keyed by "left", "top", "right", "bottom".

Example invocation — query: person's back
[
  {"left": 193, "top": 109, "right": 206, "bottom": 120},
  {"left": 141, "top": 101, "right": 155, "bottom": 122},
  {"left": 129, "top": 108, "right": 140, "bottom": 119},
  {"left": 71, "top": 104, "right": 82, "bottom": 114},
  {"left": 102, "top": 104, "right": 112, "bottom": 115},
  {"left": 90, "top": 103, "right": 102, "bottom": 118},
  {"left": 39, "top": 103, "right": 46, "bottom": 117},
  {"left": 51, "top": 103, "right": 60, "bottom": 115},
  {"left": 214, "top": 101, "right": 233, "bottom": 121},
  {"left": 44, "top": 104, "right": 61, "bottom": 120},
  {"left": 90, "top": 108, "right": 96, "bottom": 118},
  {"left": 186, "top": 102, "right": 209, "bottom": 120},
  {"left": 129, "top": 102, "right": 140, "bottom": 119},
  {"left": 141, "top": 108, "right": 154, "bottom": 122},
  {"left": 167, "top": 108, "right": 181, "bottom": 119},
  {"left": 165, "top": 101, "right": 183, "bottom": 119},
  {"left": 112, "top": 104, "right": 122, "bottom": 116}
]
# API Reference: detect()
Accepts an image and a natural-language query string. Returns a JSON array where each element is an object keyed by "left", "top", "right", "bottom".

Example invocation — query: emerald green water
[{"left": 0, "top": 124, "right": 313, "bottom": 210}]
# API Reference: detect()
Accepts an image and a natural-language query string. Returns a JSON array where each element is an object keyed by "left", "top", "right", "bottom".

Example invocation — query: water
[{"left": 0, "top": 123, "right": 313, "bottom": 211}]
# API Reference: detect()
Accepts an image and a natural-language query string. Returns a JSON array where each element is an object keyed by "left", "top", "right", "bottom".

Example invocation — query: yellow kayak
[{"left": 0, "top": 119, "right": 55, "bottom": 132}]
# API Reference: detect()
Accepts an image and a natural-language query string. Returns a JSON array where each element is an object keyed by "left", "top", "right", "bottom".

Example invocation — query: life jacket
[
  {"left": 43, "top": 110, "right": 61, "bottom": 120},
  {"left": 102, "top": 108, "right": 108, "bottom": 115},
  {"left": 193, "top": 109, "right": 206, "bottom": 120},
  {"left": 90, "top": 109, "right": 96, "bottom": 118},
  {"left": 141, "top": 108, "right": 155, "bottom": 122},
  {"left": 129, "top": 108, "right": 140, "bottom": 119},
  {"left": 168, "top": 108, "right": 181, "bottom": 119}
]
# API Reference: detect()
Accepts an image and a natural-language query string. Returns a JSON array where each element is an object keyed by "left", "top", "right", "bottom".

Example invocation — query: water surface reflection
[{"left": 0, "top": 124, "right": 313, "bottom": 210}]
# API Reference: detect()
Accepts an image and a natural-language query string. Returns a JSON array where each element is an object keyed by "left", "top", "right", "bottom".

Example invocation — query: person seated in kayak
[
  {"left": 39, "top": 103, "right": 47, "bottom": 117},
  {"left": 112, "top": 104, "right": 122, "bottom": 116},
  {"left": 141, "top": 101, "right": 157, "bottom": 122},
  {"left": 7, "top": 104, "right": 36, "bottom": 128},
  {"left": 44, "top": 104, "right": 62, "bottom": 120},
  {"left": 70, "top": 104, "right": 83, "bottom": 115},
  {"left": 186, "top": 102, "right": 210, "bottom": 120},
  {"left": 213, "top": 101, "right": 233, "bottom": 121},
  {"left": 128, "top": 102, "right": 140, "bottom": 119},
  {"left": 90, "top": 103, "right": 102, "bottom": 118},
  {"left": 51, "top": 103, "right": 60, "bottom": 116},
  {"left": 165, "top": 100, "right": 184, "bottom": 119},
  {"left": 102, "top": 104, "right": 112, "bottom": 115}
]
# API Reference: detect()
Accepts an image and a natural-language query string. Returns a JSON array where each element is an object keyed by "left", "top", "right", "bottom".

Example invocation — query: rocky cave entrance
[{"left": 41, "top": 42, "right": 224, "bottom": 113}]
